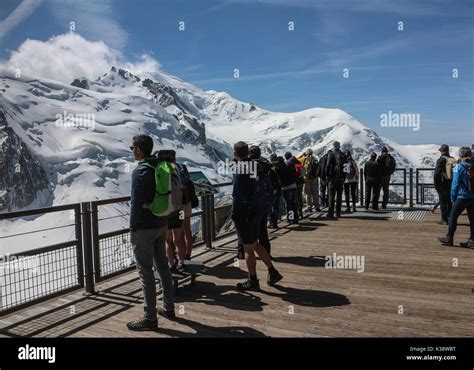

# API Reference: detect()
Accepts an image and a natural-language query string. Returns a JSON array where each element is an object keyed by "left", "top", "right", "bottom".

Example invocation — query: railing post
[
  {"left": 90, "top": 203, "right": 101, "bottom": 282},
  {"left": 81, "top": 202, "right": 95, "bottom": 294},
  {"left": 74, "top": 204, "right": 84, "bottom": 288},
  {"left": 210, "top": 193, "right": 216, "bottom": 241},
  {"left": 359, "top": 168, "right": 364, "bottom": 206},
  {"left": 201, "top": 194, "right": 213, "bottom": 249},
  {"left": 409, "top": 168, "right": 414, "bottom": 208}
]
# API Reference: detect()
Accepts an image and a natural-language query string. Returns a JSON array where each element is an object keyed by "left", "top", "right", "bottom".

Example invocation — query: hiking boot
[
  {"left": 437, "top": 219, "right": 448, "bottom": 225},
  {"left": 267, "top": 269, "right": 283, "bottom": 286},
  {"left": 438, "top": 236, "right": 453, "bottom": 246},
  {"left": 158, "top": 308, "right": 176, "bottom": 320},
  {"left": 127, "top": 317, "right": 158, "bottom": 331},
  {"left": 460, "top": 239, "right": 474, "bottom": 248},
  {"left": 236, "top": 278, "right": 260, "bottom": 291}
]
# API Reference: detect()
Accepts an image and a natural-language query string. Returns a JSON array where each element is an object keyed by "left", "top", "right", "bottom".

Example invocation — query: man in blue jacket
[
  {"left": 127, "top": 135, "right": 175, "bottom": 331},
  {"left": 438, "top": 147, "right": 474, "bottom": 248}
]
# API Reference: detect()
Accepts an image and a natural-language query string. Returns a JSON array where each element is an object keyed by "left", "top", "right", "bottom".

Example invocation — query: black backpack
[{"left": 327, "top": 151, "right": 347, "bottom": 180}]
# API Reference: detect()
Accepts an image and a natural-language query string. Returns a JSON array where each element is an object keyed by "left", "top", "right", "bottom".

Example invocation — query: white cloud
[
  {"left": 48, "top": 0, "right": 128, "bottom": 49},
  {"left": 4, "top": 32, "right": 161, "bottom": 83},
  {"left": 0, "top": 0, "right": 42, "bottom": 40}
]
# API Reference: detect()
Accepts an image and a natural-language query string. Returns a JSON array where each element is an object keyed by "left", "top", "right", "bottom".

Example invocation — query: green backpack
[{"left": 140, "top": 160, "right": 183, "bottom": 217}]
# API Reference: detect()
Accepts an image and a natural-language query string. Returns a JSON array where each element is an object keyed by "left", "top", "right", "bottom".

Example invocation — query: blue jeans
[
  {"left": 282, "top": 188, "right": 299, "bottom": 223},
  {"left": 131, "top": 226, "right": 175, "bottom": 319},
  {"left": 268, "top": 193, "right": 281, "bottom": 226},
  {"left": 447, "top": 198, "right": 474, "bottom": 240}
]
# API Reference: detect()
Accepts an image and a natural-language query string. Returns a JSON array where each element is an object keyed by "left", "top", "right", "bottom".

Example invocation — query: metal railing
[
  {"left": 0, "top": 169, "right": 436, "bottom": 315},
  {"left": 0, "top": 204, "right": 84, "bottom": 314},
  {"left": 0, "top": 182, "right": 233, "bottom": 313},
  {"left": 416, "top": 168, "right": 438, "bottom": 206}
]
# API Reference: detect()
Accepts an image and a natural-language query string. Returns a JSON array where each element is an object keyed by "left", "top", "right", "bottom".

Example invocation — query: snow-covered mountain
[{"left": 0, "top": 66, "right": 450, "bottom": 215}]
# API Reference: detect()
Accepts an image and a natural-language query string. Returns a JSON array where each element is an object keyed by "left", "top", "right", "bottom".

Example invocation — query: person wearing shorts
[{"left": 231, "top": 141, "right": 283, "bottom": 291}]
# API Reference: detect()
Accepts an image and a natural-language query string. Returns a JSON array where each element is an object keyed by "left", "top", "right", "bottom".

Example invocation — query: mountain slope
[{"left": 0, "top": 66, "right": 451, "bottom": 215}]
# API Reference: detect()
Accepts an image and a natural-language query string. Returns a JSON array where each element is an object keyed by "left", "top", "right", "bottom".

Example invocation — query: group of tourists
[{"left": 125, "top": 134, "right": 473, "bottom": 331}]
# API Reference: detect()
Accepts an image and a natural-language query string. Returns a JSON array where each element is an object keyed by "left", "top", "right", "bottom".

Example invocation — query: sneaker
[
  {"left": 437, "top": 219, "right": 448, "bottom": 225},
  {"left": 438, "top": 236, "right": 453, "bottom": 246},
  {"left": 345, "top": 207, "right": 351, "bottom": 213},
  {"left": 127, "top": 317, "right": 158, "bottom": 331},
  {"left": 267, "top": 269, "right": 283, "bottom": 286},
  {"left": 185, "top": 253, "right": 191, "bottom": 260},
  {"left": 158, "top": 308, "right": 176, "bottom": 320},
  {"left": 315, "top": 208, "right": 322, "bottom": 212},
  {"left": 326, "top": 213, "right": 335, "bottom": 218},
  {"left": 336, "top": 213, "right": 341, "bottom": 218},
  {"left": 352, "top": 207, "right": 357, "bottom": 213},
  {"left": 267, "top": 223, "right": 278, "bottom": 229},
  {"left": 304, "top": 207, "right": 313, "bottom": 212},
  {"left": 460, "top": 239, "right": 474, "bottom": 248},
  {"left": 381, "top": 205, "right": 387, "bottom": 210},
  {"left": 236, "top": 278, "right": 260, "bottom": 291}
]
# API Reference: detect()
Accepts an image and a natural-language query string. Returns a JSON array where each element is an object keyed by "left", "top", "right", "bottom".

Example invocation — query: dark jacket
[
  {"left": 130, "top": 157, "right": 168, "bottom": 232},
  {"left": 377, "top": 154, "right": 396, "bottom": 176},
  {"left": 364, "top": 159, "right": 381, "bottom": 184},
  {"left": 231, "top": 158, "right": 257, "bottom": 222},
  {"left": 273, "top": 157, "right": 295, "bottom": 188},
  {"left": 317, "top": 153, "right": 329, "bottom": 180}
]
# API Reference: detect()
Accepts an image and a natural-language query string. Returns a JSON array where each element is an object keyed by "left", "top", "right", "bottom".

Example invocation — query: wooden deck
[{"left": 1, "top": 207, "right": 473, "bottom": 337}]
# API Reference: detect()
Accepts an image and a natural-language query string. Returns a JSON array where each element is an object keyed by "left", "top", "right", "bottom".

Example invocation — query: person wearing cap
[
  {"left": 325, "top": 141, "right": 348, "bottom": 218},
  {"left": 438, "top": 147, "right": 474, "bottom": 247},
  {"left": 376, "top": 146, "right": 396, "bottom": 209},
  {"left": 297, "top": 148, "right": 321, "bottom": 213},
  {"left": 434, "top": 144, "right": 456, "bottom": 225}
]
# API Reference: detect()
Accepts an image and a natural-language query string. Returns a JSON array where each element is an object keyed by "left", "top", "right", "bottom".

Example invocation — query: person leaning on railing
[{"left": 438, "top": 147, "right": 474, "bottom": 248}]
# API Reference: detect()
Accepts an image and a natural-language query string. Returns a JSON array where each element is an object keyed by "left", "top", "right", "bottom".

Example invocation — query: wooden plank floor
[{"left": 1, "top": 207, "right": 473, "bottom": 337}]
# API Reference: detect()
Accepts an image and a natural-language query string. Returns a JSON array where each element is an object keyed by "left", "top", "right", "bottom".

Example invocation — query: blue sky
[{"left": 0, "top": 0, "right": 472, "bottom": 146}]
